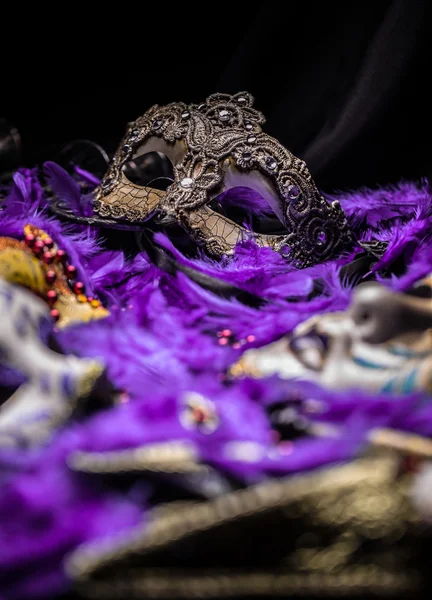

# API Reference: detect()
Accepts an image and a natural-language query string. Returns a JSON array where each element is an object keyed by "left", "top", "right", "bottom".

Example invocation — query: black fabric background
[
  {"left": 1, "top": 4, "right": 432, "bottom": 600},
  {"left": 2, "top": 0, "right": 432, "bottom": 191}
]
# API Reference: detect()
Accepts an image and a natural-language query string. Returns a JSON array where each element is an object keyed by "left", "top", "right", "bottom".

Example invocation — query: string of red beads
[
  {"left": 216, "top": 329, "right": 256, "bottom": 348},
  {"left": 24, "top": 228, "right": 102, "bottom": 322}
]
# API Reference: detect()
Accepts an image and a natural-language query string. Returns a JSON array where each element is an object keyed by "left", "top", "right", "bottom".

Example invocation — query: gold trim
[
  {"left": 69, "top": 441, "right": 206, "bottom": 475},
  {"left": 68, "top": 450, "right": 416, "bottom": 599},
  {"left": 79, "top": 567, "right": 416, "bottom": 598}
]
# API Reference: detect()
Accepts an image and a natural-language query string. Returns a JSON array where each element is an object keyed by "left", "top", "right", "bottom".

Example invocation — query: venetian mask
[
  {"left": 0, "top": 279, "right": 110, "bottom": 446},
  {"left": 67, "top": 92, "right": 352, "bottom": 267},
  {"left": 232, "top": 279, "right": 432, "bottom": 393}
]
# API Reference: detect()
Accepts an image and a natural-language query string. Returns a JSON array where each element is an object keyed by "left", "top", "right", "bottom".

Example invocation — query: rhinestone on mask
[
  {"left": 285, "top": 184, "right": 300, "bottom": 199},
  {"left": 219, "top": 109, "right": 231, "bottom": 122},
  {"left": 152, "top": 118, "right": 163, "bottom": 130},
  {"left": 266, "top": 156, "right": 277, "bottom": 170},
  {"left": 180, "top": 177, "right": 194, "bottom": 189}
]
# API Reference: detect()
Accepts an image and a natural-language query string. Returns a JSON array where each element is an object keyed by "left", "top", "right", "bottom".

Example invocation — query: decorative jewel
[
  {"left": 77, "top": 294, "right": 87, "bottom": 303},
  {"left": 56, "top": 249, "right": 67, "bottom": 263},
  {"left": 90, "top": 299, "right": 101, "bottom": 308},
  {"left": 43, "top": 237, "right": 53, "bottom": 248},
  {"left": 317, "top": 231, "right": 327, "bottom": 246},
  {"left": 237, "top": 96, "right": 247, "bottom": 105},
  {"left": 42, "top": 251, "right": 54, "bottom": 264},
  {"left": 152, "top": 118, "right": 163, "bottom": 130},
  {"left": 66, "top": 265, "right": 77, "bottom": 279},
  {"left": 122, "top": 144, "right": 132, "bottom": 155},
  {"left": 45, "top": 270, "right": 56, "bottom": 285},
  {"left": 24, "top": 233, "right": 35, "bottom": 247},
  {"left": 247, "top": 135, "right": 257, "bottom": 143},
  {"left": 73, "top": 281, "right": 84, "bottom": 294},
  {"left": 181, "top": 111, "right": 190, "bottom": 119},
  {"left": 265, "top": 156, "right": 277, "bottom": 170},
  {"left": 50, "top": 308, "right": 60, "bottom": 321},
  {"left": 219, "top": 109, "right": 231, "bottom": 122},
  {"left": 180, "top": 391, "right": 219, "bottom": 434},
  {"left": 33, "top": 240, "right": 45, "bottom": 254},
  {"left": 180, "top": 177, "right": 194, "bottom": 189},
  {"left": 245, "top": 122, "right": 253, "bottom": 131},
  {"left": 46, "top": 290, "right": 58, "bottom": 305},
  {"left": 285, "top": 184, "right": 300, "bottom": 199}
]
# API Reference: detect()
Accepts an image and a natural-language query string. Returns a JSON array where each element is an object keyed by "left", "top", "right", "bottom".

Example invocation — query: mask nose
[
  {"left": 350, "top": 282, "right": 432, "bottom": 344},
  {"left": 94, "top": 171, "right": 166, "bottom": 223}
]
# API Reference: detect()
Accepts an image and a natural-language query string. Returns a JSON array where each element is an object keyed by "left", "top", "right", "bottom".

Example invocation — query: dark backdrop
[{"left": 2, "top": 0, "right": 432, "bottom": 192}]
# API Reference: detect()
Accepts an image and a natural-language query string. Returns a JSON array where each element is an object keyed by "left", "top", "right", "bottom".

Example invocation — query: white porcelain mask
[{"left": 232, "top": 280, "right": 432, "bottom": 394}]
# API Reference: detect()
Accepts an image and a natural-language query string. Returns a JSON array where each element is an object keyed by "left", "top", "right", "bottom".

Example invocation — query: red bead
[
  {"left": 232, "top": 342, "right": 241, "bottom": 349},
  {"left": 73, "top": 281, "right": 84, "bottom": 294},
  {"left": 47, "top": 290, "right": 58, "bottom": 305},
  {"left": 33, "top": 240, "right": 45, "bottom": 254},
  {"left": 221, "top": 329, "right": 232, "bottom": 338},
  {"left": 43, "top": 251, "right": 54, "bottom": 264},
  {"left": 56, "top": 249, "right": 67, "bottom": 263},
  {"left": 45, "top": 270, "right": 57, "bottom": 284},
  {"left": 66, "top": 265, "right": 77, "bottom": 278},
  {"left": 50, "top": 308, "right": 60, "bottom": 321},
  {"left": 246, "top": 335, "right": 256, "bottom": 343},
  {"left": 86, "top": 296, "right": 94, "bottom": 302},
  {"left": 24, "top": 233, "right": 35, "bottom": 247},
  {"left": 43, "top": 237, "right": 53, "bottom": 248},
  {"left": 218, "top": 338, "right": 229, "bottom": 346}
]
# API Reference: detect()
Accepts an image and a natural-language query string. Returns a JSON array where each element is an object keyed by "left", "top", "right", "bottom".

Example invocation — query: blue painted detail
[
  {"left": 381, "top": 378, "right": 396, "bottom": 393},
  {"left": 401, "top": 369, "right": 417, "bottom": 394},
  {"left": 352, "top": 355, "right": 386, "bottom": 370},
  {"left": 389, "top": 346, "right": 429, "bottom": 359}
]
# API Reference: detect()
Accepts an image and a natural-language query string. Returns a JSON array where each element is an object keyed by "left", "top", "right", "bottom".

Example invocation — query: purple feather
[
  {"left": 44, "top": 162, "right": 87, "bottom": 217},
  {"left": 1, "top": 165, "right": 432, "bottom": 598}
]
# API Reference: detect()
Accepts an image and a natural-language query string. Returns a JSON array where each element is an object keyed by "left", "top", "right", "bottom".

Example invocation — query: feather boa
[{"left": 1, "top": 166, "right": 432, "bottom": 598}]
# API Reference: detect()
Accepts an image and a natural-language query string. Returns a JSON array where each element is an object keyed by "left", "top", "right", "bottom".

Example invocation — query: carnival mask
[
  {"left": 0, "top": 279, "right": 110, "bottom": 446},
  {"left": 55, "top": 93, "right": 352, "bottom": 267},
  {"left": 233, "top": 280, "right": 432, "bottom": 393}
]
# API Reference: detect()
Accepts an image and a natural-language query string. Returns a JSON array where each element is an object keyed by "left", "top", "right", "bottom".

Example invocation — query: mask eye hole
[
  {"left": 208, "top": 187, "right": 287, "bottom": 235},
  {"left": 122, "top": 151, "right": 174, "bottom": 191}
]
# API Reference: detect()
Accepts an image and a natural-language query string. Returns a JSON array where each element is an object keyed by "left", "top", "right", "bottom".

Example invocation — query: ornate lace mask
[
  {"left": 232, "top": 280, "right": 432, "bottom": 393},
  {"left": 92, "top": 93, "right": 352, "bottom": 267}
]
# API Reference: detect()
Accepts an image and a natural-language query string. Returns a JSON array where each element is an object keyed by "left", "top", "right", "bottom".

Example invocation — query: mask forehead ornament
[{"left": 94, "top": 92, "right": 352, "bottom": 267}]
